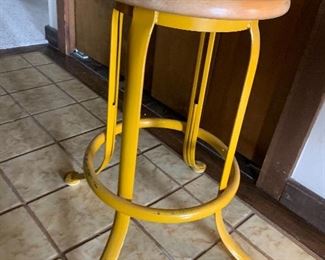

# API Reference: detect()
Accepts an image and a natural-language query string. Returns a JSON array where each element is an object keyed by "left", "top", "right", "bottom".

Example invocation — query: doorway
[{"left": 0, "top": 0, "right": 49, "bottom": 50}]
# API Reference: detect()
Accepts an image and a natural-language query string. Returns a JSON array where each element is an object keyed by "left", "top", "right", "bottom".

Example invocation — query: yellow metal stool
[{"left": 65, "top": 1, "right": 290, "bottom": 259}]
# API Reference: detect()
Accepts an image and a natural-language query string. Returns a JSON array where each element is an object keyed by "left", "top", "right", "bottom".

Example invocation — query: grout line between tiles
[
  {"left": 62, "top": 224, "right": 113, "bottom": 255},
  {"left": 233, "top": 212, "right": 255, "bottom": 230},
  {"left": 54, "top": 82, "right": 107, "bottom": 124},
  {"left": 26, "top": 185, "right": 69, "bottom": 204},
  {"left": 0, "top": 65, "right": 33, "bottom": 75},
  {"left": 232, "top": 229, "right": 274, "bottom": 260},
  {"left": 132, "top": 219, "right": 175, "bottom": 260},
  {"left": 192, "top": 241, "right": 219, "bottom": 260},
  {"left": 0, "top": 113, "right": 30, "bottom": 127},
  {"left": 231, "top": 213, "right": 277, "bottom": 259},
  {"left": 0, "top": 140, "right": 55, "bottom": 164},
  {"left": 0, "top": 204, "right": 24, "bottom": 217},
  {"left": 29, "top": 102, "right": 78, "bottom": 117},
  {"left": 25, "top": 58, "right": 108, "bottom": 124},
  {"left": 0, "top": 82, "right": 54, "bottom": 95},
  {"left": 0, "top": 168, "right": 65, "bottom": 259},
  {"left": 142, "top": 152, "right": 203, "bottom": 187}
]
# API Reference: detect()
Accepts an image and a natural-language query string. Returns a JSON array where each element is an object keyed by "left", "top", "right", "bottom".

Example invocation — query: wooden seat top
[{"left": 116, "top": 0, "right": 290, "bottom": 20}]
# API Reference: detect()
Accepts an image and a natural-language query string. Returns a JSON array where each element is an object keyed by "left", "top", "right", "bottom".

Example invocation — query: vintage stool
[{"left": 65, "top": 0, "right": 290, "bottom": 259}]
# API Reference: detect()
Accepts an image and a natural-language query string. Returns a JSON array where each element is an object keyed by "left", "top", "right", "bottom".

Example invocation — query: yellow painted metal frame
[{"left": 65, "top": 6, "right": 260, "bottom": 260}]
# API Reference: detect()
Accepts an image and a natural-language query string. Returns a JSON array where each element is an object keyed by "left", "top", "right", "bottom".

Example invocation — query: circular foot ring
[{"left": 84, "top": 118, "right": 240, "bottom": 224}]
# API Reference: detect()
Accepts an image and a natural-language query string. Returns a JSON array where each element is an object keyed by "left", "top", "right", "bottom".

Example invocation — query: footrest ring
[{"left": 84, "top": 118, "right": 240, "bottom": 224}]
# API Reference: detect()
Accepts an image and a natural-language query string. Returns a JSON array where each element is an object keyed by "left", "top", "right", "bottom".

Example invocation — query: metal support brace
[{"left": 183, "top": 32, "right": 216, "bottom": 173}]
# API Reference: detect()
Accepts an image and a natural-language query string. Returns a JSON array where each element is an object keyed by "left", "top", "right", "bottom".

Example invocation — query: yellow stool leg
[
  {"left": 215, "top": 211, "right": 250, "bottom": 259},
  {"left": 219, "top": 21, "right": 260, "bottom": 190},
  {"left": 215, "top": 22, "right": 260, "bottom": 260},
  {"left": 64, "top": 9, "right": 123, "bottom": 186},
  {"left": 100, "top": 7, "right": 157, "bottom": 260},
  {"left": 183, "top": 32, "right": 216, "bottom": 173}
]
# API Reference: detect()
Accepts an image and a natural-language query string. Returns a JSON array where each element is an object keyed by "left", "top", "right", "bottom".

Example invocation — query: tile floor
[{"left": 0, "top": 52, "right": 319, "bottom": 260}]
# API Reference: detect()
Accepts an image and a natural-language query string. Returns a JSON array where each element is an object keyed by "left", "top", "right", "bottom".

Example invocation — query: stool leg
[
  {"left": 220, "top": 21, "right": 260, "bottom": 190},
  {"left": 215, "top": 211, "right": 250, "bottom": 259},
  {"left": 100, "top": 8, "right": 157, "bottom": 259},
  {"left": 64, "top": 9, "right": 123, "bottom": 186},
  {"left": 183, "top": 32, "right": 216, "bottom": 173},
  {"left": 215, "top": 22, "right": 260, "bottom": 260}
]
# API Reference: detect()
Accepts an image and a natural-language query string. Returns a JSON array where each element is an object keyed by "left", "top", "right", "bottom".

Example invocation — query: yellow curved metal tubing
[
  {"left": 64, "top": 9, "right": 124, "bottom": 185},
  {"left": 219, "top": 21, "right": 260, "bottom": 190},
  {"left": 99, "top": 8, "right": 158, "bottom": 259},
  {"left": 84, "top": 119, "right": 241, "bottom": 223},
  {"left": 183, "top": 32, "right": 216, "bottom": 173},
  {"left": 78, "top": 6, "right": 261, "bottom": 260}
]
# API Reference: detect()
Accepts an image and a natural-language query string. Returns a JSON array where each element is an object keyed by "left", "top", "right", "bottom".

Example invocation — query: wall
[
  {"left": 48, "top": 0, "right": 58, "bottom": 29},
  {"left": 292, "top": 98, "right": 325, "bottom": 198}
]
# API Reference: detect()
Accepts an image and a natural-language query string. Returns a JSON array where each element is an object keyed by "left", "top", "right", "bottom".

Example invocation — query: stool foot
[
  {"left": 64, "top": 171, "right": 84, "bottom": 186},
  {"left": 190, "top": 161, "right": 206, "bottom": 174},
  {"left": 101, "top": 213, "right": 130, "bottom": 260},
  {"left": 215, "top": 211, "right": 250, "bottom": 260}
]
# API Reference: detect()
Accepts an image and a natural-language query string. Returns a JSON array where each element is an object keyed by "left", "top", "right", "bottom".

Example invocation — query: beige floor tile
[
  {"left": 81, "top": 97, "right": 123, "bottom": 122},
  {"left": 0, "top": 95, "right": 27, "bottom": 124},
  {"left": 0, "top": 67, "right": 51, "bottom": 93},
  {"left": 223, "top": 198, "right": 252, "bottom": 227},
  {"left": 0, "top": 86, "right": 6, "bottom": 95},
  {"left": 199, "top": 232, "right": 268, "bottom": 260},
  {"left": 141, "top": 189, "right": 219, "bottom": 259},
  {"left": 35, "top": 104, "right": 104, "bottom": 140},
  {"left": 66, "top": 223, "right": 168, "bottom": 260},
  {"left": 0, "top": 173, "right": 21, "bottom": 213},
  {"left": 237, "top": 215, "right": 315, "bottom": 260},
  {"left": 0, "top": 207, "right": 57, "bottom": 260},
  {"left": 60, "top": 128, "right": 121, "bottom": 168},
  {"left": 37, "top": 63, "right": 74, "bottom": 82},
  {"left": 0, "top": 55, "right": 31, "bottom": 73},
  {"left": 198, "top": 245, "right": 231, "bottom": 260},
  {"left": 144, "top": 145, "right": 199, "bottom": 184},
  {"left": 138, "top": 130, "right": 161, "bottom": 152},
  {"left": 66, "top": 222, "right": 168, "bottom": 260},
  {"left": 22, "top": 52, "right": 53, "bottom": 66},
  {"left": 60, "top": 128, "right": 156, "bottom": 170},
  {"left": 0, "top": 117, "right": 53, "bottom": 162},
  {"left": 57, "top": 79, "right": 97, "bottom": 102},
  {"left": 99, "top": 155, "right": 179, "bottom": 205},
  {"left": 1, "top": 145, "right": 80, "bottom": 201},
  {"left": 12, "top": 85, "right": 75, "bottom": 114},
  {"left": 30, "top": 182, "right": 114, "bottom": 251},
  {"left": 185, "top": 174, "right": 219, "bottom": 203},
  {"left": 185, "top": 175, "right": 252, "bottom": 227}
]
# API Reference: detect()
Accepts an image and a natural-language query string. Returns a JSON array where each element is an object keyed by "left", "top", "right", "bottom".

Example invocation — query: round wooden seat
[{"left": 116, "top": 0, "right": 290, "bottom": 20}]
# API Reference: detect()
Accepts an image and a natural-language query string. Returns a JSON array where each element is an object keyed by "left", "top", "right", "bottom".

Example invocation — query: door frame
[
  {"left": 57, "top": 0, "right": 76, "bottom": 54},
  {"left": 257, "top": 0, "right": 325, "bottom": 232}
]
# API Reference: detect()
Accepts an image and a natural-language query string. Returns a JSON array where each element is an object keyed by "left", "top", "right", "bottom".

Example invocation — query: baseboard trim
[
  {"left": 281, "top": 179, "right": 325, "bottom": 234},
  {"left": 45, "top": 25, "right": 58, "bottom": 49},
  {"left": 0, "top": 44, "right": 48, "bottom": 55}
]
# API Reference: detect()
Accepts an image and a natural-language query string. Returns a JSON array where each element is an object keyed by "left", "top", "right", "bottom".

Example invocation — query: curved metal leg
[
  {"left": 100, "top": 213, "right": 130, "bottom": 259},
  {"left": 219, "top": 22, "right": 260, "bottom": 190},
  {"left": 183, "top": 32, "right": 216, "bottom": 173},
  {"left": 65, "top": 9, "right": 123, "bottom": 186},
  {"left": 215, "top": 210, "right": 250, "bottom": 260},
  {"left": 100, "top": 7, "right": 157, "bottom": 259}
]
